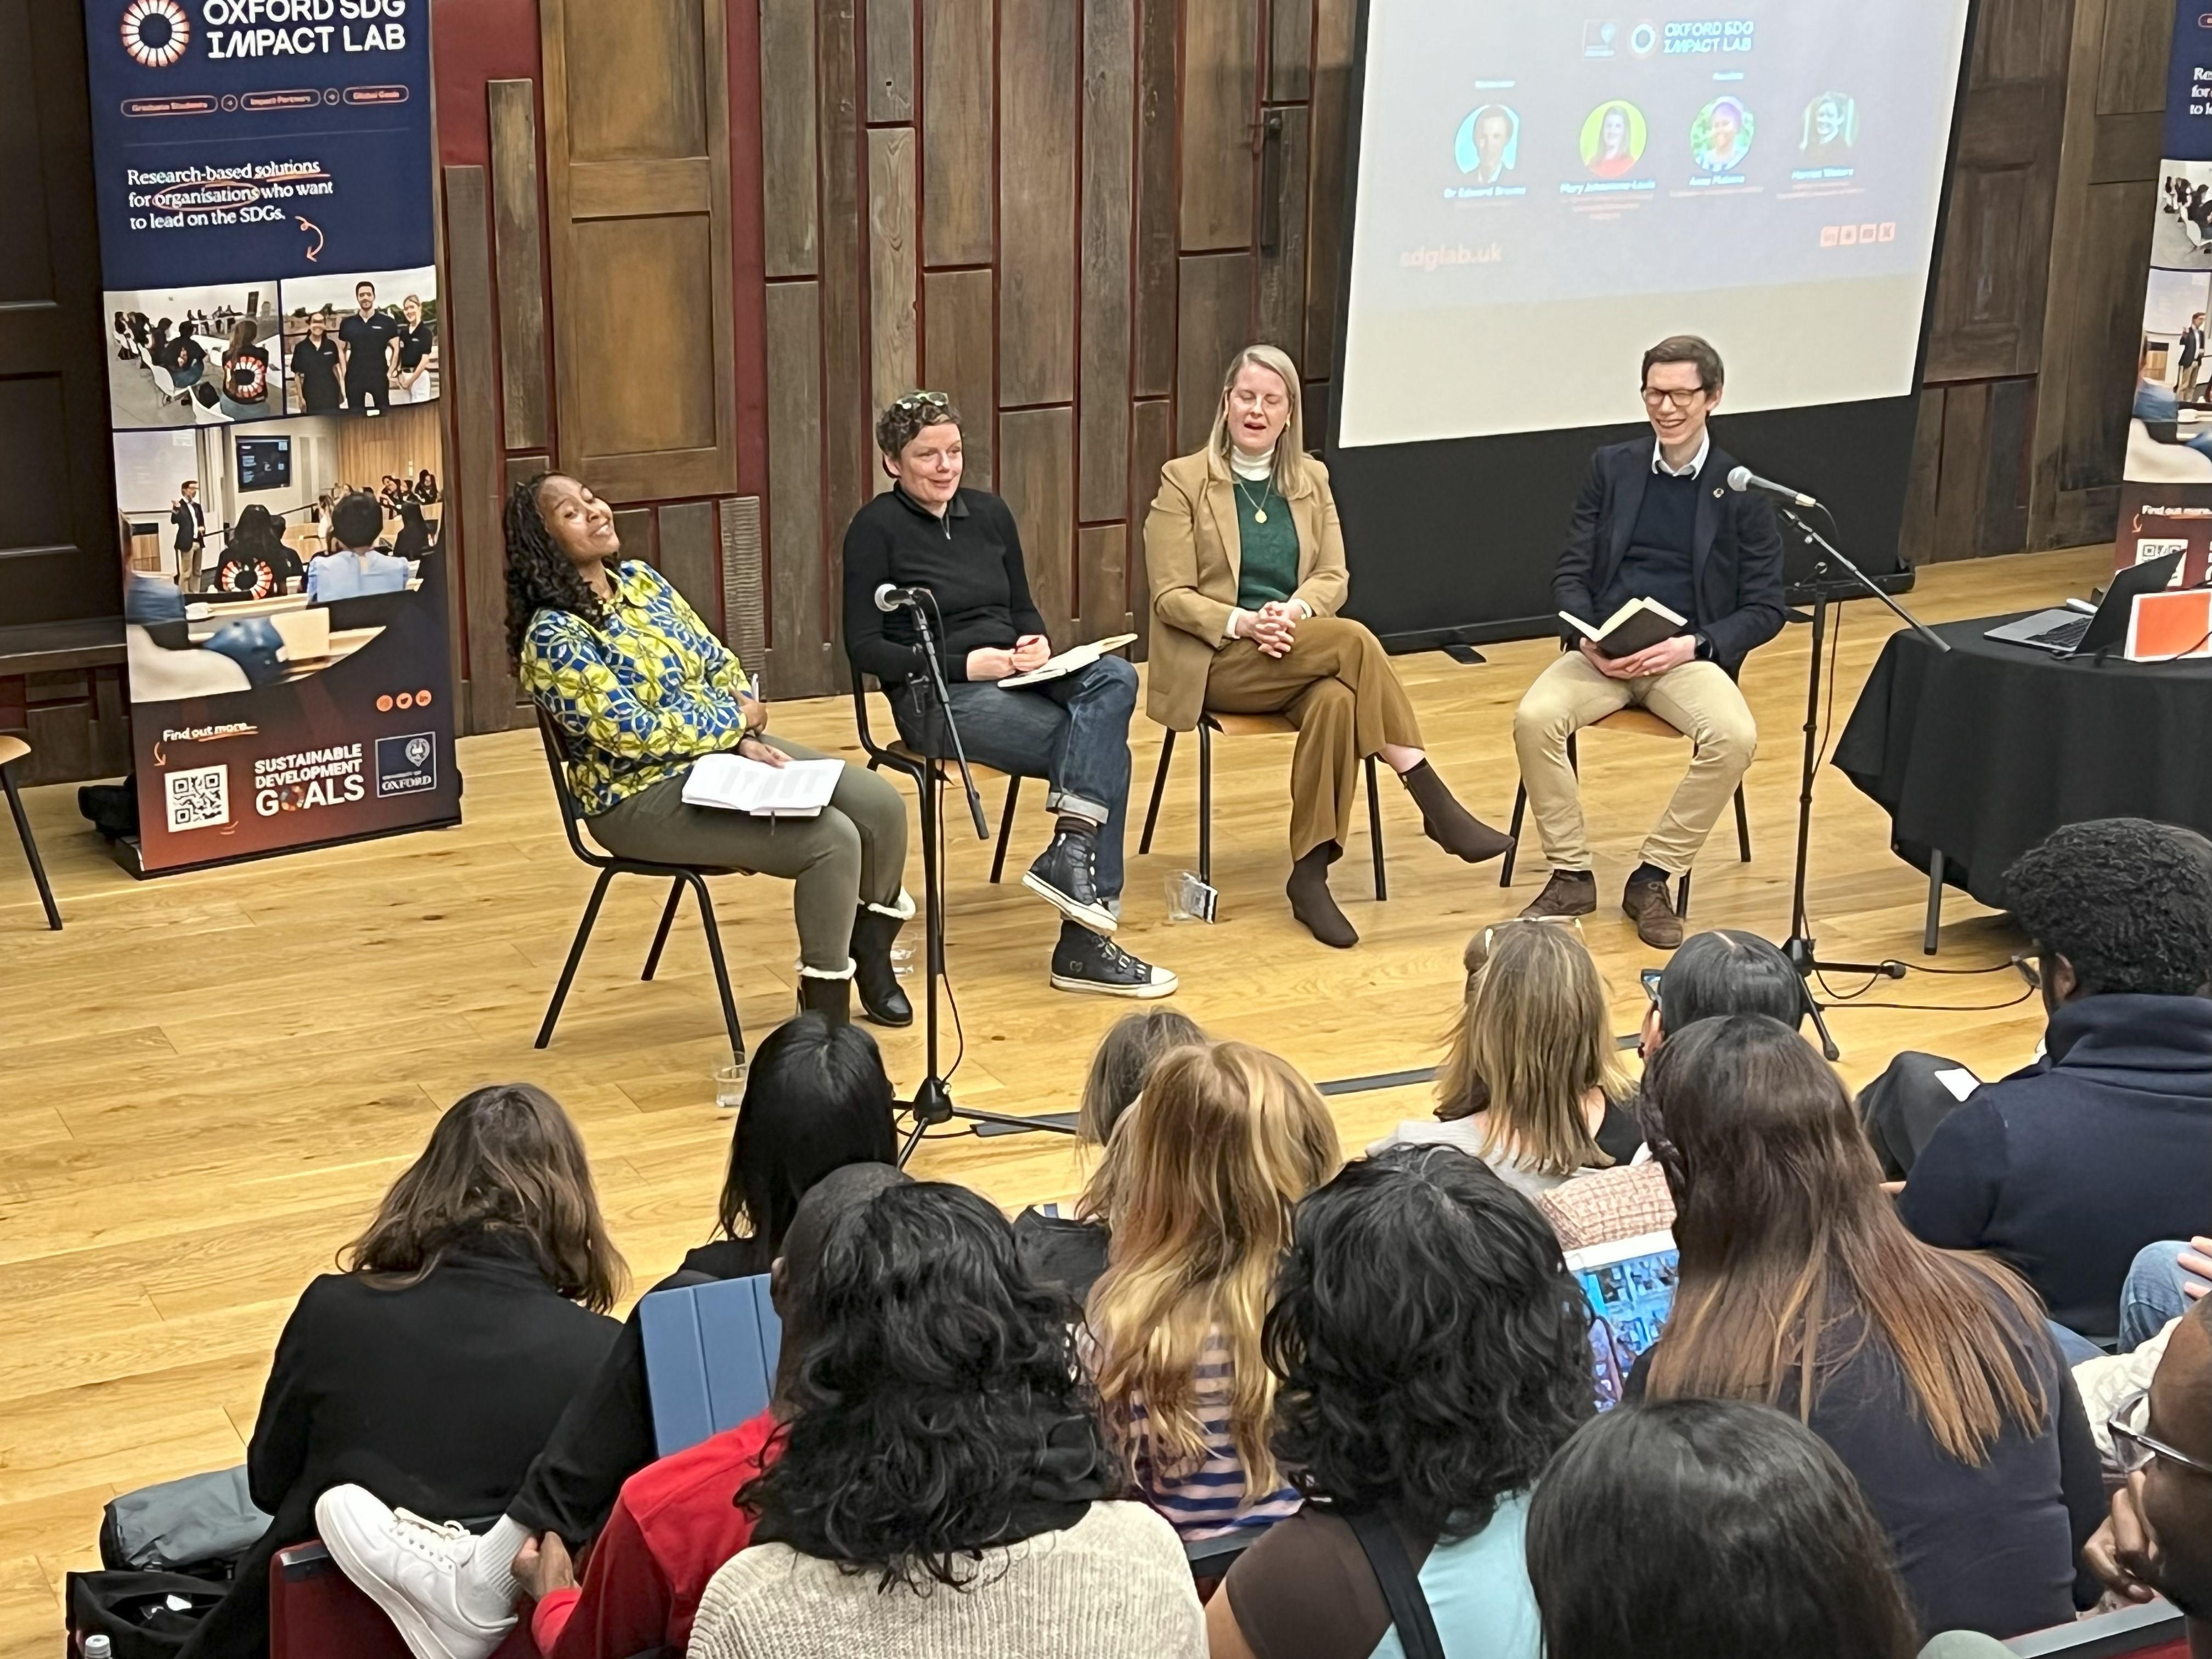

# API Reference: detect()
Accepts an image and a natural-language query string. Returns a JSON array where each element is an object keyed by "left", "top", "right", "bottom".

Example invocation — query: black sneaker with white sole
[
  {"left": 1050, "top": 923, "right": 1178, "bottom": 998},
  {"left": 1023, "top": 829, "right": 1119, "bottom": 933}
]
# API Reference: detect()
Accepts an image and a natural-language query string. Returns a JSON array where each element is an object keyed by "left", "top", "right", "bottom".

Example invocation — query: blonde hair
[
  {"left": 1435, "top": 921, "right": 1631, "bottom": 1177},
  {"left": 1205, "top": 343, "right": 1313, "bottom": 498},
  {"left": 1085, "top": 1040, "right": 1342, "bottom": 1497}
]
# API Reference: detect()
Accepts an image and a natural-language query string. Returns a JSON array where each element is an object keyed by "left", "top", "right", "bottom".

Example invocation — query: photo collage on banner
[{"left": 88, "top": 1, "right": 458, "bottom": 873}]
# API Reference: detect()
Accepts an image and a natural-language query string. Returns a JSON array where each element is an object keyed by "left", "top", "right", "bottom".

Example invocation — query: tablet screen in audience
[{"left": 1565, "top": 1230, "right": 1679, "bottom": 1408}]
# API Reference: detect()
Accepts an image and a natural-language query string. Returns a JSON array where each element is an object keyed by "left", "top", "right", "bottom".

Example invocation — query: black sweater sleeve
[
  {"left": 840, "top": 507, "right": 932, "bottom": 686},
  {"left": 246, "top": 1280, "right": 323, "bottom": 1516},
  {"left": 1553, "top": 452, "right": 1609, "bottom": 639},
  {"left": 2052, "top": 1363, "right": 2108, "bottom": 1609},
  {"left": 994, "top": 497, "right": 1048, "bottom": 640}
]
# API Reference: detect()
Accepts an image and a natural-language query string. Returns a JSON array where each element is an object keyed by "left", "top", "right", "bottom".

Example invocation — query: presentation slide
[{"left": 1336, "top": 1, "right": 1972, "bottom": 447}]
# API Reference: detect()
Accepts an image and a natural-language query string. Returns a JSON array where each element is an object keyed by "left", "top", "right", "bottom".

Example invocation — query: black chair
[
  {"left": 1497, "top": 703, "right": 1751, "bottom": 923},
  {"left": 850, "top": 680, "right": 1023, "bottom": 882},
  {"left": 533, "top": 709, "right": 746, "bottom": 1062},
  {"left": 1, "top": 736, "right": 61, "bottom": 930},
  {"left": 1139, "top": 712, "right": 1387, "bottom": 898}
]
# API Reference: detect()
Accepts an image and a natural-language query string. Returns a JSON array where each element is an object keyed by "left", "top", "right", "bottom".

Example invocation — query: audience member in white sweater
[{"left": 686, "top": 1180, "right": 1204, "bottom": 1659}]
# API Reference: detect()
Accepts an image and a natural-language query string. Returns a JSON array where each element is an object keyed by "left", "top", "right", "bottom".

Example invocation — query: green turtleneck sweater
[{"left": 1232, "top": 473, "right": 1299, "bottom": 611}]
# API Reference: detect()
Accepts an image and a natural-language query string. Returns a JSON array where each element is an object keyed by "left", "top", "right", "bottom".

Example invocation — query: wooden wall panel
[
  {"left": 819, "top": 0, "right": 870, "bottom": 541},
  {"left": 443, "top": 163, "right": 512, "bottom": 736},
  {"left": 721, "top": 494, "right": 768, "bottom": 668},
  {"left": 866, "top": 0, "right": 915, "bottom": 122},
  {"left": 1078, "top": 523, "right": 1131, "bottom": 638},
  {"left": 2056, "top": 178, "right": 2155, "bottom": 496},
  {"left": 1079, "top": 0, "right": 1136, "bottom": 522},
  {"left": 999, "top": 408, "right": 1076, "bottom": 630},
  {"left": 1175, "top": 252, "right": 1254, "bottom": 453},
  {"left": 1181, "top": 0, "right": 1259, "bottom": 251},
  {"left": 1131, "top": 0, "right": 1180, "bottom": 399},
  {"left": 1304, "top": 0, "right": 1356, "bottom": 381},
  {"left": 1256, "top": 105, "right": 1309, "bottom": 354},
  {"left": 999, "top": 0, "right": 1079, "bottom": 407},
  {"left": 923, "top": 267, "right": 996, "bottom": 489},
  {"left": 488, "top": 80, "right": 550, "bottom": 452},
  {"left": 2098, "top": 0, "right": 2170, "bottom": 112},
  {"left": 765, "top": 281, "right": 835, "bottom": 696},
  {"left": 922, "top": 0, "right": 994, "bottom": 266},
  {"left": 1128, "top": 397, "right": 1172, "bottom": 651},
  {"left": 562, "top": 0, "right": 706, "bottom": 159},
  {"left": 760, "top": 0, "right": 820, "bottom": 279},
  {"left": 658, "top": 499, "right": 722, "bottom": 624},
  {"left": 1898, "top": 388, "right": 1945, "bottom": 571},
  {"left": 867, "top": 127, "right": 920, "bottom": 425},
  {"left": 1269, "top": 0, "right": 1312, "bottom": 103}
]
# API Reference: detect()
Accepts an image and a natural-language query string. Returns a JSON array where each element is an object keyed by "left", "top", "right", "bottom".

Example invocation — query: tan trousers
[
  {"left": 1203, "top": 616, "right": 1423, "bottom": 859},
  {"left": 1510, "top": 650, "right": 1757, "bottom": 876}
]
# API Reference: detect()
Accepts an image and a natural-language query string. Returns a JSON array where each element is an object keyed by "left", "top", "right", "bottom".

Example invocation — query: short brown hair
[
  {"left": 1642, "top": 335, "right": 1724, "bottom": 392},
  {"left": 874, "top": 391, "right": 962, "bottom": 460},
  {"left": 343, "top": 1083, "right": 625, "bottom": 1312}
]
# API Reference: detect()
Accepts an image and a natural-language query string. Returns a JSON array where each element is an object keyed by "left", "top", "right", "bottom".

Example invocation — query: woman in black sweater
[
  {"left": 1630, "top": 1016, "right": 2104, "bottom": 1641},
  {"left": 178, "top": 1085, "right": 624, "bottom": 1659},
  {"left": 840, "top": 392, "right": 1175, "bottom": 1000}
]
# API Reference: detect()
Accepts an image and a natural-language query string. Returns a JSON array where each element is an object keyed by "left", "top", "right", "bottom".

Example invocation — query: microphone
[
  {"left": 1725, "top": 465, "right": 1820, "bottom": 510},
  {"left": 874, "top": 583, "right": 929, "bottom": 612}
]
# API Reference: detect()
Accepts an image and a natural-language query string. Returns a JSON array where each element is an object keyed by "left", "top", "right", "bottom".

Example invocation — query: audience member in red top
[{"left": 516, "top": 1163, "right": 910, "bottom": 1659}]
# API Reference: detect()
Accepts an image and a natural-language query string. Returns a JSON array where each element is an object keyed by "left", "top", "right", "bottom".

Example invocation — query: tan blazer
[{"left": 1142, "top": 449, "right": 1350, "bottom": 731}]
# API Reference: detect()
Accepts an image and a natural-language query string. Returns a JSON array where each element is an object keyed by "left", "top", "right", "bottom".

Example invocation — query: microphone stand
[
  {"left": 1775, "top": 504, "right": 1950, "bottom": 1060},
  {"left": 889, "top": 594, "right": 1077, "bottom": 1163}
]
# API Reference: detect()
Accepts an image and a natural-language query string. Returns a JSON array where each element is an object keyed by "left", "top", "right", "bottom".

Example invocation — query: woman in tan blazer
[{"left": 1143, "top": 345, "right": 1511, "bottom": 947}]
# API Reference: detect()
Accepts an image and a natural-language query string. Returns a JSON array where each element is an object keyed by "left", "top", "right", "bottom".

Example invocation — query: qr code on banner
[
  {"left": 2135, "top": 540, "right": 2190, "bottom": 584},
  {"left": 165, "top": 765, "right": 229, "bottom": 832}
]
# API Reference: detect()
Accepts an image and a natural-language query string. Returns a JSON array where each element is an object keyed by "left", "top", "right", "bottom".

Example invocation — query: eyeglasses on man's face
[
  {"left": 2110, "top": 1389, "right": 2212, "bottom": 1479},
  {"left": 1641, "top": 385, "right": 1711, "bottom": 410}
]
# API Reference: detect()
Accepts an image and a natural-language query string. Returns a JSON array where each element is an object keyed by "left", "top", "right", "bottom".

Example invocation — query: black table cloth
[{"left": 1833, "top": 611, "right": 2212, "bottom": 909}]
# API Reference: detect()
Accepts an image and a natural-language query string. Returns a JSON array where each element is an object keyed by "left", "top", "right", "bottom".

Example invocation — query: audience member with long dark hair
[
  {"left": 1633, "top": 1015, "right": 2104, "bottom": 1640},
  {"left": 510, "top": 471, "right": 911, "bottom": 1025},
  {"left": 1086, "top": 1040, "right": 1341, "bottom": 1541},
  {"left": 181, "top": 1086, "right": 624, "bottom": 1659},
  {"left": 688, "top": 1181, "right": 1207, "bottom": 1658},
  {"left": 1527, "top": 1399, "right": 2012, "bottom": 1659},
  {"left": 1013, "top": 1008, "right": 1205, "bottom": 1299},
  {"left": 318, "top": 1015, "right": 897, "bottom": 1659},
  {"left": 1210, "top": 1145, "right": 1592, "bottom": 1659}
]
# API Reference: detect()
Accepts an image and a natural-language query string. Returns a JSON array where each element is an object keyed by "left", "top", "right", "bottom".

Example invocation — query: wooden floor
[{"left": 0, "top": 544, "right": 2105, "bottom": 1654}]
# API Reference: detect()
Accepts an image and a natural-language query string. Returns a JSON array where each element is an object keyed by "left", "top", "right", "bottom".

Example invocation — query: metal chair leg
[
  {"left": 1139, "top": 730, "right": 1175, "bottom": 854},
  {"left": 1678, "top": 868, "right": 1694, "bottom": 922},
  {"left": 1923, "top": 849, "right": 1945, "bottom": 956},
  {"left": 687, "top": 871, "right": 746, "bottom": 1065},
  {"left": 1197, "top": 723, "right": 1213, "bottom": 887},
  {"left": 1364, "top": 755, "right": 1387, "bottom": 900},
  {"left": 642, "top": 876, "right": 685, "bottom": 980},
  {"left": 989, "top": 776, "right": 1021, "bottom": 883},
  {"left": 538, "top": 867, "right": 616, "bottom": 1048},
  {"left": 2, "top": 765, "right": 61, "bottom": 930},
  {"left": 1734, "top": 786, "right": 1752, "bottom": 862},
  {"left": 1500, "top": 783, "right": 1527, "bottom": 887}
]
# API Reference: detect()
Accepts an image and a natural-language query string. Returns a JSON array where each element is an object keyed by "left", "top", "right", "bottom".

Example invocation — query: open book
[
  {"left": 997, "top": 633, "right": 1139, "bottom": 689},
  {"left": 1559, "top": 598, "right": 1687, "bottom": 660},
  {"left": 681, "top": 753, "right": 844, "bottom": 816}
]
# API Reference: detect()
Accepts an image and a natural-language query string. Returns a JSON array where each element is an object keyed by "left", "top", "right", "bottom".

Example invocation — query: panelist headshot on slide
[
  {"left": 1582, "top": 102, "right": 1645, "bottom": 179},
  {"left": 1692, "top": 98, "right": 1753, "bottom": 173},
  {"left": 1455, "top": 104, "right": 1519, "bottom": 184},
  {"left": 1801, "top": 92, "right": 1858, "bottom": 164}
]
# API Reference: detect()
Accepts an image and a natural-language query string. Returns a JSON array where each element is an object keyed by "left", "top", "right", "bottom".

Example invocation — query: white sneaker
[{"left": 313, "top": 1485, "right": 516, "bottom": 1659}]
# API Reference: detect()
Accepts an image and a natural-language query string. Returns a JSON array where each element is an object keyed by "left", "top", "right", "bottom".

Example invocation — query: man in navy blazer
[{"left": 1510, "top": 335, "right": 1786, "bottom": 947}]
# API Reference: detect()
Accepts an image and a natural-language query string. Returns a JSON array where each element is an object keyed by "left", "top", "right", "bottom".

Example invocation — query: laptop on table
[{"left": 1984, "top": 551, "right": 2185, "bottom": 656}]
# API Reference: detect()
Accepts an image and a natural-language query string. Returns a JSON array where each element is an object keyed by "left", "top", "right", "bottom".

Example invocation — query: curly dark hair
[
  {"left": 1263, "top": 1144, "right": 1593, "bottom": 1541},
  {"left": 1527, "top": 1400, "right": 1920, "bottom": 1659},
  {"left": 873, "top": 391, "right": 962, "bottom": 461},
  {"left": 503, "top": 472, "right": 606, "bottom": 664},
  {"left": 736, "top": 1180, "right": 1124, "bottom": 1587},
  {"left": 2004, "top": 817, "right": 2212, "bottom": 996}
]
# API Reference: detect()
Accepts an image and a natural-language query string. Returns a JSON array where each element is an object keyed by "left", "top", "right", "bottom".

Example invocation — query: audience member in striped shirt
[{"left": 1083, "top": 1040, "right": 1342, "bottom": 1541}]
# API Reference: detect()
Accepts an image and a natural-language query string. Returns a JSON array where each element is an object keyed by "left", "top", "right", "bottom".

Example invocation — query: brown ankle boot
[
  {"left": 1399, "top": 761, "right": 1514, "bottom": 864},
  {"left": 1622, "top": 874, "right": 1684, "bottom": 949},
  {"left": 1519, "top": 870, "right": 1598, "bottom": 921},
  {"left": 1287, "top": 844, "right": 1358, "bottom": 948}
]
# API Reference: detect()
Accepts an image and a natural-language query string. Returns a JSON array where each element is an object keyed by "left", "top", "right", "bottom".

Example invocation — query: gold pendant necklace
[{"left": 1234, "top": 476, "right": 1269, "bottom": 524}]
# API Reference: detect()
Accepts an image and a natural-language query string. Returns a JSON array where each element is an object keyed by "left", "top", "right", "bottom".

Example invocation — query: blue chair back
[{"left": 636, "top": 1274, "right": 782, "bottom": 1458}]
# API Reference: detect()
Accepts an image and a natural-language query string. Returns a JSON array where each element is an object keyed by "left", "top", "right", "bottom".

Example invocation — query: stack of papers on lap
[
  {"left": 999, "top": 633, "right": 1138, "bottom": 688},
  {"left": 682, "top": 754, "right": 844, "bottom": 816}
]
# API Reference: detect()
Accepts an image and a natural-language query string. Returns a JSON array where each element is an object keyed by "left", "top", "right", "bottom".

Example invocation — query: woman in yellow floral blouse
[{"left": 509, "top": 473, "right": 911, "bottom": 1027}]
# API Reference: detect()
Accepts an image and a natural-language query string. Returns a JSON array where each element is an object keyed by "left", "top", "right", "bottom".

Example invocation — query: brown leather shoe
[
  {"left": 1519, "top": 869, "right": 1598, "bottom": 921},
  {"left": 1622, "top": 876, "right": 1684, "bottom": 950}
]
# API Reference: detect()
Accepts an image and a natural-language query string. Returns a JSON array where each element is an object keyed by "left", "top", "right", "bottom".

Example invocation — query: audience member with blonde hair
[
  {"left": 1086, "top": 1040, "right": 1342, "bottom": 1539},
  {"left": 1143, "top": 343, "right": 1511, "bottom": 948},
  {"left": 1014, "top": 1008, "right": 1206, "bottom": 1299},
  {"left": 1375, "top": 921, "right": 1639, "bottom": 1195},
  {"left": 180, "top": 1086, "right": 623, "bottom": 1659},
  {"left": 1633, "top": 1016, "right": 2104, "bottom": 1640}
]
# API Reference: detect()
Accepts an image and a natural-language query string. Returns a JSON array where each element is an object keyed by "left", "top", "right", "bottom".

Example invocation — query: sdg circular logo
[{"left": 120, "top": 0, "right": 191, "bottom": 67}]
